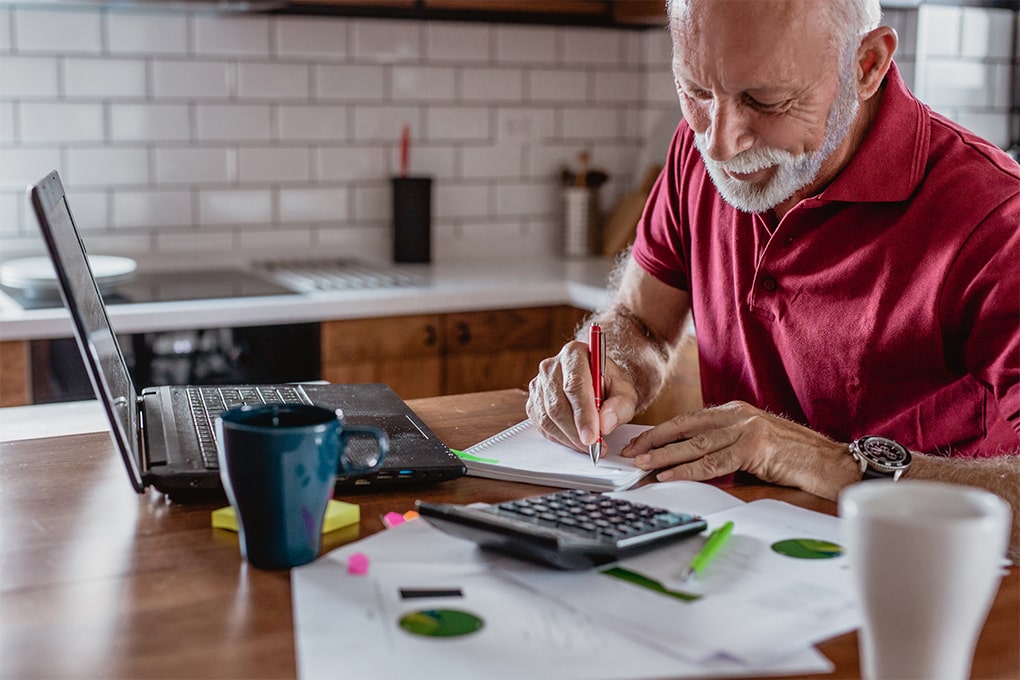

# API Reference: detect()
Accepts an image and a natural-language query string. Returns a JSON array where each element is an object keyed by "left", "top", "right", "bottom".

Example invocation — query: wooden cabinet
[
  {"left": 0, "top": 340, "right": 31, "bottom": 407},
  {"left": 610, "top": 0, "right": 667, "bottom": 26},
  {"left": 321, "top": 314, "right": 444, "bottom": 398},
  {"left": 321, "top": 305, "right": 587, "bottom": 399}
]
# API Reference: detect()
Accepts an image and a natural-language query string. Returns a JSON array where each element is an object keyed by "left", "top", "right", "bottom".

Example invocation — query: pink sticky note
[
  {"left": 348, "top": 552, "right": 369, "bottom": 576},
  {"left": 382, "top": 511, "right": 405, "bottom": 528}
]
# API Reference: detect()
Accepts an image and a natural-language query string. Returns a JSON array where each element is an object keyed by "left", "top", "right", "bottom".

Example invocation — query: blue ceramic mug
[{"left": 216, "top": 403, "right": 388, "bottom": 570}]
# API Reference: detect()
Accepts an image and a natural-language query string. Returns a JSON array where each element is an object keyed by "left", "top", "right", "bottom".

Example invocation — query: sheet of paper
[
  {"left": 502, "top": 499, "right": 859, "bottom": 666},
  {"left": 292, "top": 528, "right": 834, "bottom": 679},
  {"left": 609, "top": 479, "right": 747, "bottom": 516}
]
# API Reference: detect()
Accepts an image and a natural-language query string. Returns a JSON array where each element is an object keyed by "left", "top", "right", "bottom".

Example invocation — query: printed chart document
[
  {"left": 458, "top": 420, "right": 652, "bottom": 491},
  {"left": 505, "top": 495, "right": 860, "bottom": 666},
  {"left": 291, "top": 481, "right": 841, "bottom": 679}
]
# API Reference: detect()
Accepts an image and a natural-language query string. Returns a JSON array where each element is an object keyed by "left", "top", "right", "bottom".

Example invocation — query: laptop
[{"left": 29, "top": 170, "right": 465, "bottom": 502}]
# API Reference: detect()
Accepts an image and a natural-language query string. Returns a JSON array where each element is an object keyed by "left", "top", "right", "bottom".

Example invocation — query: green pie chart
[
  {"left": 771, "top": 538, "right": 844, "bottom": 559},
  {"left": 398, "top": 608, "right": 485, "bottom": 638}
]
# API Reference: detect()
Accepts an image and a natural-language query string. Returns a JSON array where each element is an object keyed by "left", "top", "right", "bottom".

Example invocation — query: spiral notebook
[{"left": 459, "top": 420, "right": 653, "bottom": 492}]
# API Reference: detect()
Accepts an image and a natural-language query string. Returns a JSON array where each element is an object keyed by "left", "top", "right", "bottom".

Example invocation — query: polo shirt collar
[{"left": 818, "top": 61, "right": 929, "bottom": 204}]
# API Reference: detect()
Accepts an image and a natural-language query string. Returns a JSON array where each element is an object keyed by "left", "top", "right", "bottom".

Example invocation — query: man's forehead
[
  {"left": 671, "top": 0, "right": 832, "bottom": 46},
  {"left": 670, "top": 0, "right": 839, "bottom": 88}
]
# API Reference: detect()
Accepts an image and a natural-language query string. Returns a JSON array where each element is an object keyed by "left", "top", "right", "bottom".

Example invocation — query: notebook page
[{"left": 462, "top": 420, "right": 652, "bottom": 491}]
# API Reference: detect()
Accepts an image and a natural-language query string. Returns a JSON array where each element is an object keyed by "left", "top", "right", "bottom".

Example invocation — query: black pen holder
[{"left": 391, "top": 176, "right": 432, "bottom": 264}]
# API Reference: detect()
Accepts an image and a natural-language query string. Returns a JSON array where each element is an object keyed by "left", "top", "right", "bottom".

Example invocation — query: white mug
[{"left": 839, "top": 480, "right": 1010, "bottom": 680}]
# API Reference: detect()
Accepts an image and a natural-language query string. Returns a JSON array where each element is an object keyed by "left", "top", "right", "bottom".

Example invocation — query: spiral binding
[{"left": 465, "top": 420, "right": 532, "bottom": 454}]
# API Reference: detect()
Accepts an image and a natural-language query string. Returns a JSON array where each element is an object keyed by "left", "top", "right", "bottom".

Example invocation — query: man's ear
[{"left": 856, "top": 26, "right": 897, "bottom": 101}]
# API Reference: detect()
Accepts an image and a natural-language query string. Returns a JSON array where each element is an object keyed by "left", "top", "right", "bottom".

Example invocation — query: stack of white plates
[{"left": 0, "top": 255, "right": 137, "bottom": 297}]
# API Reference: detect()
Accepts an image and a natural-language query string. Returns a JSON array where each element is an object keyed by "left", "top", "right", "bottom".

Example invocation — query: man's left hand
[{"left": 620, "top": 401, "right": 861, "bottom": 500}]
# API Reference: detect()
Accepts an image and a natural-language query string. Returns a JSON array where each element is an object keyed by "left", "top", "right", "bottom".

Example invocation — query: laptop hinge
[{"left": 136, "top": 395, "right": 150, "bottom": 469}]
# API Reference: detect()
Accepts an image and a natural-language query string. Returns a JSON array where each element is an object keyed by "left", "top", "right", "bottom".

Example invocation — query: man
[{"left": 527, "top": 0, "right": 1020, "bottom": 557}]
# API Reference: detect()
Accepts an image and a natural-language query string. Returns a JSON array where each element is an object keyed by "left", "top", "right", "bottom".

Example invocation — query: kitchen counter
[{"left": 0, "top": 257, "right": 615, "bottom": 341}]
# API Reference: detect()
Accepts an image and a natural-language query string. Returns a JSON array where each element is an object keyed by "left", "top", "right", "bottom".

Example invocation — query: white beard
[{"left": 694, "top": 69, "right": 860, "bottom": 213}]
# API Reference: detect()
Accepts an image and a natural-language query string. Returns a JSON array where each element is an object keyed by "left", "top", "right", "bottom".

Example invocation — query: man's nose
[{"left": 704, "top": 100, "right": 754, "bottom": 162}]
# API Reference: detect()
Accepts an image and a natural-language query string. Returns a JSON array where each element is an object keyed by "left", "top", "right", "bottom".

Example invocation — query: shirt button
[{"left": 760, "top": 276, "right": 777, "bottom": 292}]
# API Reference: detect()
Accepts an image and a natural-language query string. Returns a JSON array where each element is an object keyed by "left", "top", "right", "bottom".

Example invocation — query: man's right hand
[{"left": 526, "top": 340, "right": 639, "bottom": 454}]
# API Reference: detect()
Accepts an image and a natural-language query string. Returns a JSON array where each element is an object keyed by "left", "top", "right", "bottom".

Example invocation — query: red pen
[
  {"left": 588, "top": 322, "right": 605, "bottom": 466},
  {"left": 399, "top": 124, "right": 410, "bottom": 178}
]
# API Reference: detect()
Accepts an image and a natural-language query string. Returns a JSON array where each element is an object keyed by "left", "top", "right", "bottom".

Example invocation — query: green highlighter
[{"left": 680, "top": 520, "right": 735, "bottom": 582}]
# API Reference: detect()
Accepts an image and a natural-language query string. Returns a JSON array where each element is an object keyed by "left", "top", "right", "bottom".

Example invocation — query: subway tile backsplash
[{"left": 0, "top": 5, "right": 1015, "bottom": 265}]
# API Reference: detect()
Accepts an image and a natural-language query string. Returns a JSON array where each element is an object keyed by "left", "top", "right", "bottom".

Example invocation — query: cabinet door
[
  {"left": 321, "top": 315, "right": 442, "bottom": 399},
  {"left": 443, "top": 306, "right": 585, "bottom": 395},
  {"left": 0, "top": 340, "right": 30, "bottom": 407}
]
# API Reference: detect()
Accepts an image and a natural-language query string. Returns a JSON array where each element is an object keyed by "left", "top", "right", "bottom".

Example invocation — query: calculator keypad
[{"left": 485, "top": 489, "right": 695, "bottom": 545}]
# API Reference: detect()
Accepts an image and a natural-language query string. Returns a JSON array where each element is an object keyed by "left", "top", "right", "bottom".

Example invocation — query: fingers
[
  {"left": 527, "top": 341, "right": 595, "bottom": 451},
  {"left": 619, "top": 402, "right": 750, "bottom": 481},
  {"left": 618, "top": 401, "right": 852, "bottom": 495},
  {"left": 527, "top": 341, "right": 639, "bottom": 452}
]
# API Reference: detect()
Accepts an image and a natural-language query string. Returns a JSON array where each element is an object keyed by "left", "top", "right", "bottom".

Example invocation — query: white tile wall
[
  {"left": 0, "top": 4, "right": 1014, "bottom": 263},
  {"left": 109, "top": 103, "right": 191, "bottom": 142},
  {"left": 391, "top": 66, "right": 457, "bottom": 101},
  {"left": 14, "top": 8, "right": 102, "bottom": 53},
  {"left": 151, "top": 60, "right": 232, "bottom": 98},
  {"left": 425, "top": 23, "right": 491, "bottom": 63},
  {"left": 0, "top": 56, "right": 60, "bottom": 97},
  {"left": 193, "top": 15, "right": 270, "bottom": 57},
  {"left": 237, "top": 147, "right": 311, "bottom": 183},
  {"left": 196, "top": 104, "right": 271, "bottom": 141},
  {"left": 0, "top": 8, "right": 11, "bottom": 51},
  {"left": 112, "top": 189, "right": 192, "bottom": 229},
  {"left": 350, "top": 20, "right": 420, "bottom": 63},
  {"left": 237, "top": 62, "right": 311, "bottom": 100},
  {"left": 0, "top": 101, "right": 14, "bottom": 142},
  {"left": 19, "top": 102, "right": 104, "bottom": 143},
  {"left": 915, "top": 5, "right": 1017, "bottom": 149},
  {"left": 275, "top": 17, "right": 348, "bottom": 60},
  {"left": 154, "top": 147, "right": 233, "bottom": 184},
  {"left": 106, "top": 11, "right": 188, "bottom": 55},
  {"left": 65, "top": 58, "right": 148, "bottom": 98},
  {"left": 279, "top": 186, "right": 347, "bottom": 224},
  {"left": 495, "top": 26, "right": 558, "bottom": 64},
  {"left": 276, "top": 104, "right": 348, "bottom": 142}
]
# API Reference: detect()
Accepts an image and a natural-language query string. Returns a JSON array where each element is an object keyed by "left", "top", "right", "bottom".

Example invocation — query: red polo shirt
[{"left": 632, "top": 63, "right": 1020, "bottom": 457}]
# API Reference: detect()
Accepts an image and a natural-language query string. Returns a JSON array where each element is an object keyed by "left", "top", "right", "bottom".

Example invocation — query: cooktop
[{"left": 2, "top": 269, "right": 300, "bottom": 310}]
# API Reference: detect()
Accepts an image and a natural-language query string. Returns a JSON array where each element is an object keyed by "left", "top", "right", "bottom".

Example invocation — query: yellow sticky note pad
[{"left": 212, "top": 500, "right": 360, "bottom": 534}]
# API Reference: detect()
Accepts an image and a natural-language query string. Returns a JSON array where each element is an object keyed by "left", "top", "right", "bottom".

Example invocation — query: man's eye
[
  {"left": 680, "top": 87, "right": 712, "bottom": 101},
  {"left": 747, "top": 96, "right": 789, "bottom": 113}
]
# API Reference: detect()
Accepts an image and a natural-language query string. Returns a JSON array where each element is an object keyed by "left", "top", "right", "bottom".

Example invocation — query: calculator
[{"left": 416, "top": 489, "right": 707, "bottom": 570}]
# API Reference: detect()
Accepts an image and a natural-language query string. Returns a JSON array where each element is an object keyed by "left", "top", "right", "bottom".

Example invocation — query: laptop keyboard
[{"left": 187, "top": 386, "right": 308, "bottom": 468}]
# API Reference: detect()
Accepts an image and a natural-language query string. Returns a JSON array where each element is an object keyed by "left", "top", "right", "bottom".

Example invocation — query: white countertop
[
  {"left": 0, "top": 399, "right": 106, "bottom": 442},
  {"left": 0, "top": 257, "right": 615, "bottom": 341}
]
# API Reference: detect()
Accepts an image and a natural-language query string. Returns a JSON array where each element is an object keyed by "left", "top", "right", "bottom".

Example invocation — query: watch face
[{"left": 857, "top": 436, "right": 911, "bottom": 471}]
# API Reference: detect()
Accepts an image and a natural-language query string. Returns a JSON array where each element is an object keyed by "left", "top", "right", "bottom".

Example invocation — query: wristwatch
[{"left": 848, "top": 435, "right": 912, "bottom": 481}]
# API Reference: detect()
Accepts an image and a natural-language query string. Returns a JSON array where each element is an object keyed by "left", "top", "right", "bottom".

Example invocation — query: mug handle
[{"left": 337, "top": 425, "right": 390, "bottom": 473}]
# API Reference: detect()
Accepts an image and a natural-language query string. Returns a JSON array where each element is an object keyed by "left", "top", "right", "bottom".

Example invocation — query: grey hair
[{"left": 666, "top": 0, "right": 882, "bottom": 57}]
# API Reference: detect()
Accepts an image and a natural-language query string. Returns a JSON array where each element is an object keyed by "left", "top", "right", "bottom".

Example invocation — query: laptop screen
[{"left": 30, "top": 171, "right": 145, "bottom": 491}]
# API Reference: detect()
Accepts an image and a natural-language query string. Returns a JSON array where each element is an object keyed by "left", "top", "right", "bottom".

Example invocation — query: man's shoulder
[{"left": 925, "top": 111, "right": 1020, "bottom": 189}]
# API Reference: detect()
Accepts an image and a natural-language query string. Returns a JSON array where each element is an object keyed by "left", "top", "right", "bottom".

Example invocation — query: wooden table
[{"left": 1, "top": 389, "right": 1017, "bottom": 679}]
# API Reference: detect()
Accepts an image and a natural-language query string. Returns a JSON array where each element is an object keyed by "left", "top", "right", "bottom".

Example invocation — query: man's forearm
[
  {"left": 583, "top": 303, "right": 674, "bottom": 413},
  {"left": 907, "top": 453, "right": 1020, "bottom": 562}
]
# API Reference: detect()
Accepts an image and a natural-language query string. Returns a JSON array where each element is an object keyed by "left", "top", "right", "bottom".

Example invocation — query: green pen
[{"left": 680, "top": 520, "right": 735, "bottom": 582}]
